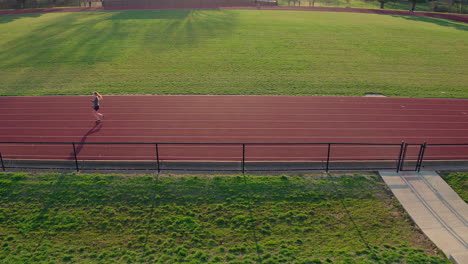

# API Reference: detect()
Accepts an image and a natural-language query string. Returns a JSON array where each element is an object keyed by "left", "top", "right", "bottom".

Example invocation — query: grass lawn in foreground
[
  {"left": 0, "top": 9, "right": 467, "bottom": 97},
  {"left": 0, "top": 172, "right": 449, "bottom": 263}
]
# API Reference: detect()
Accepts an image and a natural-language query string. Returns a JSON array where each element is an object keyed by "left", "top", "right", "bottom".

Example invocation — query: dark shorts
[{"left": 94, "top": 105, "right": 100, "bottom": 111}]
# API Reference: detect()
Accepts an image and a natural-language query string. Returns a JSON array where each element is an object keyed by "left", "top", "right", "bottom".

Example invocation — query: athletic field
[
  {"left": 0, "top": 9, "right": 467, "bottom": 97},
  {"left": 0, "top": 7, "right": 467, "bottom": 264}
]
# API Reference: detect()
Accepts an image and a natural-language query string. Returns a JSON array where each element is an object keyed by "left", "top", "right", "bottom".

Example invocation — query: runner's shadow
[{"left": 68, "top": 122, "right": 103, "bottom": 159}]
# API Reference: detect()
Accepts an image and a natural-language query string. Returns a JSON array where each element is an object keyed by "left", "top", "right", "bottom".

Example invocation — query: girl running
[{"left": 92, "top": 91, "right": 104, "bottom": 123}]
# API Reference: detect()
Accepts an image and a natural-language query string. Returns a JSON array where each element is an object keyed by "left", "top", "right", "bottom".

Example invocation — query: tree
[
  {"left": 377, "top": 0, "right": 388, "bottom": 9},
  {"left": 409, "top": 0, "right": 417, "bottom": 11},
  {"left": 453, "top": 0, "right": 468, "bottom": 13},
  {"left": 16, "top": 0, "right": 26, "bottom": 8}
]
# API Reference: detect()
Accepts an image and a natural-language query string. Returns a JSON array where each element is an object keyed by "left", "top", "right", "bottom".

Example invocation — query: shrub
[{"left": 430, "top": 1, "right": 450, "bottom": 12}]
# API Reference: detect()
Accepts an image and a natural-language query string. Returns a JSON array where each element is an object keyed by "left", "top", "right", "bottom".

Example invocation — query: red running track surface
[{"left": 1, "top": 95, "right": 468, "bottom": 161}]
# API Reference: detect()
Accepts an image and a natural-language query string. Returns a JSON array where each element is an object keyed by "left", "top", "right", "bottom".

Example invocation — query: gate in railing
[
  {"left": 397, "top": 143, "right": 426, "bottom": 172},
  {"left": 0, "top": 141, "right": 467, "bottom": 173}
]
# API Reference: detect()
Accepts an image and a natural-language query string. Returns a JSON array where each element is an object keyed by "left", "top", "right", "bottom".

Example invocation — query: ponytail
[{"left": 94, "top": 91, "right": 103, "bottom": 101}]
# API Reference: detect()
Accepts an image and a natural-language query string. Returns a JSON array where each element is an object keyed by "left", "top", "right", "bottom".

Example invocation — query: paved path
[{"left": 379, "top": 171, "right": 468, "bottom": 263}]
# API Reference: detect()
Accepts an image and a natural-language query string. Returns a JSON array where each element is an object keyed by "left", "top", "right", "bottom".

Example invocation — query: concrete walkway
[{"left": 379, "top": 171, "right": 468, "bottom": 263}]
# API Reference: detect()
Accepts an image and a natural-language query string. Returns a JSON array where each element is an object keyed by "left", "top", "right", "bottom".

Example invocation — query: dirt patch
[{"left": 365, "top": 93, "right": 386, "bottom": 97}]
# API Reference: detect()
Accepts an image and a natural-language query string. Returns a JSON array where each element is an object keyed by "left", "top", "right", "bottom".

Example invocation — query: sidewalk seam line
[
  {"left": 418, "top": 172, "right": 467, "bottom": 226},
  {"left": 399, "top": 173, "right": 467, "bottom": 249}
]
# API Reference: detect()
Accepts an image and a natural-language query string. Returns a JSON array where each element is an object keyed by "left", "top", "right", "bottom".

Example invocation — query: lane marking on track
[
  {"left": 2, "top": 127, "right": 468, "bottom": 131},
  {"left": 0, "top": 120, "right": 467, "bottom": 123},
  {"left": 2, "top": 106, "right": 468, "bottom": 111},
  {"left": 2, "top": 135, "right": 468, "bottom": 139},
  {"left": 1, "top": 113, "right": 467, "bottom": 117}
]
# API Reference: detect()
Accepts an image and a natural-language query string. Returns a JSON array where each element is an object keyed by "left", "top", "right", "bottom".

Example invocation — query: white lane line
[
  {"left": 2, "top": 135, "right": 468, "bottom": 139},
  {"left": 0, "top": 110, "right": 468, "bottom": 116},
  {"left": 2, "top": 118, "right": 468, "bottom": 123},
  {"left": 0, "top": 120, "right": 467, "bottom": 123},
  {"left": 2, "top": 127, "right": 468, "bottom": 131},
  {"left": 2, "top": 106, "right": 468, "bottom": 111}
]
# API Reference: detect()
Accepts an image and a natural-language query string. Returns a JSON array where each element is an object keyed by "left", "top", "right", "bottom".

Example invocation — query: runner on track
[{"left": 92, "top": 91, "right": 104, "bottom": 123}]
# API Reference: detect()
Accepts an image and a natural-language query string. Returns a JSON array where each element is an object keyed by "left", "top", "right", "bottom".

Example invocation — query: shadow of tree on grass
[
  {"left": 392, "top": 15, "right": 468, "bottom": 31},
  {"left": 0, "top": 9, "right": 238, "bottom": 94},
  {"left": 0, "top": 12, "right": 42, "bottom": 24},
  {"left": 0, "top": 9, "right": 238, "bottom": 68}
]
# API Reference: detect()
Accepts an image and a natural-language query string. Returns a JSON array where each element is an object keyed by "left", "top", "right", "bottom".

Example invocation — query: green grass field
[
  {"left": 0, "top": 9, "right": 467, "bottom": 97},
  {"left": 442, "top": 172, "right": 468, "bottom": 202},
  {"left": 0, "top": 172, "right": 449, "bottom": 263}
]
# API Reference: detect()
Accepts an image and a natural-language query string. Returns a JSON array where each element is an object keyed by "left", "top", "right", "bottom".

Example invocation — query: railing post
[
  {"left": 416, "top": 142, "right": 427, "bottom": 172},
  {"left": 326, "top": 143, "right": 331, "bottom": 172},
  {"left": 72, "top": 143, "right": 79, "bottom": 172},
  {"left": 396, "top": 141, "right": 405, "bottom": 172},
  {"left": 242, "top": 144, "right": 246, "bottom": 175},
  {"left": 0, "top": 152, "right": 5, "bottom": 171},
  {"left": 399, "top": 143, "right": 409, "bottom": 172},
  {"left": 415, "top": 143, "right": 423, "bottom": 172},
  {"left": 155, "top": 143, "right": 160, "bottom": 174}
]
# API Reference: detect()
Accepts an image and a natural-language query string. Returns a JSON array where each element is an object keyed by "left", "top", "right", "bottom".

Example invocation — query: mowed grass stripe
[{"left": 0, "top": 9, "right": 467, "bottom": 97}]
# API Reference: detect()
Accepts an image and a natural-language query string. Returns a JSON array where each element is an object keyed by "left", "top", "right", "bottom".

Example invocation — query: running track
[{"left": 1, "top": 95, "right": 468, "bottom": 162}]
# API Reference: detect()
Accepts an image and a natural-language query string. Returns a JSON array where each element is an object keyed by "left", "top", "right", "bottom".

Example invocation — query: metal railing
[{"left": 0, "top": 141, "right": 467, "bottom": 173}]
